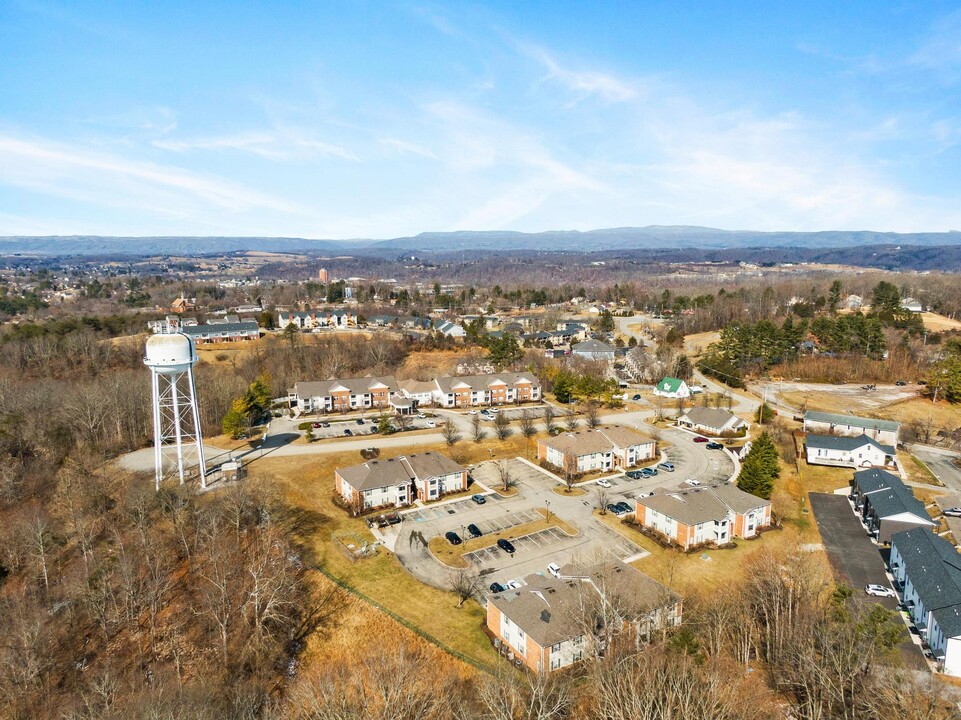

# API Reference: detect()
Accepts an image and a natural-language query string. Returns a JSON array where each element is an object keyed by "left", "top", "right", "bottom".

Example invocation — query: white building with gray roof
[
  {"left": 890, "top": 527, "right": 961, "bottom": 676},
  {"left": 805, "top": 433, "right": 897, "bottom": 470},
  {"left": 803, "top": 410, "right": 900, "bottom": 446}
]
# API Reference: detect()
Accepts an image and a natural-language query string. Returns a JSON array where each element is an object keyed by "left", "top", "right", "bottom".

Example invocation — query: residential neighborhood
[{"left": 11, "top": 2, "right": 961, "bottom": 715}]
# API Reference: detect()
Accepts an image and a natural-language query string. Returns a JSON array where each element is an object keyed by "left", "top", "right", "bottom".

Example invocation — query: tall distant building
[{"left": 319, "top": 268, "right": 329, "bottom": 284}]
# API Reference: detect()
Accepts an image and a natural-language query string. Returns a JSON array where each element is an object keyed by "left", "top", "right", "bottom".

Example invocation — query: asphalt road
[
  {"left": 911, "top": 445, "right": 961, "bottom": 495},
  {"left": 808, "top": 493, "right": 927, "bottom": 671}
]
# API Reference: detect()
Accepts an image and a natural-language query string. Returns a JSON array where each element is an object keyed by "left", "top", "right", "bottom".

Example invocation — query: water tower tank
[{"left": 144, "top": 333, "right": 196, "bottom": 374}]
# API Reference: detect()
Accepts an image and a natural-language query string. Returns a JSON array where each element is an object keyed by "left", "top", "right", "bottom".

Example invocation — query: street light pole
[{"left": 546, "top": 500, "right": 551, "bottom": 522}]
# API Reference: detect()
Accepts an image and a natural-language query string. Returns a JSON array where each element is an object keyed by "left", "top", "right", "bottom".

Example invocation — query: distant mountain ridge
[{"left": 2, "top": 226, "right": 961, "bottom": 256}]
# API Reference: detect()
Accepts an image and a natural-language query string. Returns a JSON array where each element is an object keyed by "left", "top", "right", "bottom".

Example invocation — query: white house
[
  {"left": 653, "top": 377, "right": 690, "bottom": 399},
  {"left": 890, "top": 528, "right": 961, "bottom": 676},
  {"left": 433, "top": 319, "right": 466, "bottom": 338},
  {"left": 676, "top": 407, "right": 748, "bottom": 436},
  {"left": 803, "top": 410, "right": 900, "bottom": 446},
  {"left": 805, "top": 433, "right": 897, "bottom": 469},
  {"left": 572, "top": 339, "right": 616, "bottom": 361}
]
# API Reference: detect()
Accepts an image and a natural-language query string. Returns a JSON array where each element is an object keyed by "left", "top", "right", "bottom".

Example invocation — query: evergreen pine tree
[{"left": 737, "top": 431, "right": 779, "bottom": 499}]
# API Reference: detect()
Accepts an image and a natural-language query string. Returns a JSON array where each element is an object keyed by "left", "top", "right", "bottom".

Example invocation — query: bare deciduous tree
[
  {"left": 494, "top": 412, "right": 512, "bottom": 441},
  {"left": 585, "top": 401, "right": 601, "bottom": 429},
  {"left": 441, "top": 419, "right": 461, "bottom": 447},
  {"left": 448, "top": 569, "right": 480, "bottom": 608},
  {"left": 471, "top": 413, "right": 484, "bottom": 442},
  {"left": 496, "top": 460, "right": 514, "bottom": 492},
  {"left": 519, "top": 410, "right": 537, "bottom": 439},
  {"left": 543, "top": 405, "right": 557, "bottom": 435}
]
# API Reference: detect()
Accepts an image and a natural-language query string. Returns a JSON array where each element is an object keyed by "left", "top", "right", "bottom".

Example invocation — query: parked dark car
[
  {"left": 489, "top": 582, "right": 506, "bottom": 593},
  {"left": 497, "top": 538, "right": 516, "bottom": 554},
  {"left": 355, "top": 418, "right": 365, "bottom": 425},
  {"left": 343, "top": 428, "right": 353, "bottom": 436},
  {"left": 693, "top": 436, "right": 709, "bottom": 443},
  {"left": 632, "top": 394, "right": 642, "bottom": 401},
  {"left": 311, "top": 422, "right": 322, "bottom": 428},
  {"left": 445, "top": 531, "right": 462, "bottom": 545},
  {"left": 895, "top": 380, "right": 907, "bottom": 386},
  {"left": 607, "top": 503, "right": 625, "bottom": 516},
  {"left": 471, "top": 494, "right": 487, "bottom": 505},
  {"left": 320, "top": 421, "right": 330, "bottom": 428},
  {"left": 615, "top": 501, "right": 633, "bottom": 514},
  {"left": 467, "top": 523, "right": 483, "bottom": 538},
  {"left": 625, "top": 470, "right": 643, "bottom": 479},
  {"left": 706, "top": 442, "right": 724, "bottom": 450}
]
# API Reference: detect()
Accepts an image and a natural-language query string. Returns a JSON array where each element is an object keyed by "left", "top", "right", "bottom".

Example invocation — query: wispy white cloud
[
  {"left": 377, "top": 137, "right": 438, "bottom": 159},
  {"left": 520, "top": 44, "right": 639, "bottom": 104},
  {"left": 153, "top": 130, "right": 359, "bottom": 161},
  {"left": 0, "top": 133, "right": 300, "bottom": 217},
  {"left": 910, "top": 9, "right": 961, "bottom": 73}
]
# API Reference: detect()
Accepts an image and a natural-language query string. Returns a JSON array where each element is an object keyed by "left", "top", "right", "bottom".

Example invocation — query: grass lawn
[
  {"left": 597, "top": 507, "right": 814, "bottom": 597},
  {"left": 552, "top": 485, "right": 587, "bottom": 497},
  {"left": 796, "top": 462, "right": 852, "bottom": 494},
  {"left": 262, "top": 446, "right": 504, "bottom": 666},
  {"left": 428, "top": 509, "right": 578, "bottom": 569},
  {"left": 876, "top": 396, "right": 961, "bottom": 431},
  {"left": 904, "top": 453, "right": 943, "bottom": 486}
]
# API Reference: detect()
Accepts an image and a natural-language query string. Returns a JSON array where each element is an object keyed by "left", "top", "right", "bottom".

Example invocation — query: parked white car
[
  {"left": 596, "top": 478, "right": 612, "bottom": 488},
  {"left": 547, "top": 563, "right": 561, "bottom": 578},
  {"left": 426, "top": 420, "right": 436, "bottom": 428},
  {"left": 864, "top": 584, "right": 896, "bottom": 598}
]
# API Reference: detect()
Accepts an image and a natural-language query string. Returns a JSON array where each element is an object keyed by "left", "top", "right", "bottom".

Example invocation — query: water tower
[{"left": 144, "top": 333, "right": 207, "bottom": 490}]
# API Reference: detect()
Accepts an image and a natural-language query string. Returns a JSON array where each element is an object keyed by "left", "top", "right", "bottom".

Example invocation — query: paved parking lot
[
  {"left": 470, "top": 458, "right": 553, "bottom": 489},
  {"left": 403, "top": 497, "right": 489, "bottom": 523},
  {"left": 809, "top": 493, "right": 926, "bottom": 671},
  {"left": 464, "top": 527, "right": 570, "bottom": 567}
]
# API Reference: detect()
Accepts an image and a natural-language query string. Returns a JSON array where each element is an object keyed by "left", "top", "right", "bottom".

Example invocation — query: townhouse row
[{"left": 288, "top": 372, "right": 541, "bottom": 413}]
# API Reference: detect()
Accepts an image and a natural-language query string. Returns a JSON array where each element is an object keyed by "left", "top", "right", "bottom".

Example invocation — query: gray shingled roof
[
  {"left": 572, "top": 339, "right": 616, "bottom": 353},
  {"left": 181, "top": 321, "right": 260, "bottom": 335},
  {"left": 805, "top": 433, "right": 895, "bottom": 455},
  {"left": 292, "top": 375, "right": 397, "bottom": 398},
  {"left": 854, "top": 469, "right": 933, "bottom": 524},
  {"left": 637, "top": 482, "right": 771, "bottom": 526},
  {"left": 805, "top": 410, "right": 900, "bottom": 433},
  {"left": 891, "top": 528, "right": 961, "bottom": 639},
  {"left": 680, "top": 407, "right": 746, "bottom": 431},
  {"left": 336, "top": 452, "right": 465, "bottom": 492},
  {"left": 490, "top": 561, "right": 675, "bottom": 647},
  {"left": 433, "top": 372, "right": 536, "bottom": 394},
  {"left": 538, "top": 427, "right": 652, "bottom": 457}
]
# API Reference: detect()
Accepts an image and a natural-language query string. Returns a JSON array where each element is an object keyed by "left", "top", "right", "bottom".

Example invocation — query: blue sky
[{"left": 1, "top": 1, "right": 960, "bottom": 238}]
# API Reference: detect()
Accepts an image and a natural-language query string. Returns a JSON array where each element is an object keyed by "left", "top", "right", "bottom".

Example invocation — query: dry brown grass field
[
  {"left": 397, "top": 349, "right": 483, "bottom": 379},
  {"left": 684, "top": 330, "right": 720, "bottom": 357},
  {"left": 921, "top": 311, "right": 961, "bottom": 333}
]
